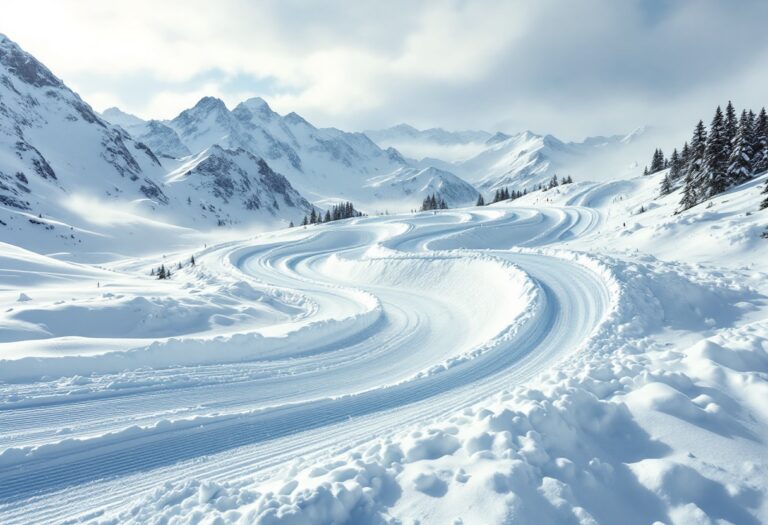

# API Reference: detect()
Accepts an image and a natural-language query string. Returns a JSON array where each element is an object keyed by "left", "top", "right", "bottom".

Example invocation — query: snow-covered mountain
[
  {"left": 102, "top": 97, "right": 480, "bottom": 212},
  {"left": 363, "top": 166, "right": 479, "bottom": 209},
  {"left": 365, "top": 123, "right": 651, "bottom": 194},
  {"left": 0, "top": 34, "right": 312, "bottom": 256},
  {"left": 101, "top": 108, "right": 191, "bottom": 159},
  {"left": 161, "top": 97, "right": 415, "bottom": 206},
  {"left": 450, "top": 129, "right": 648, "bottom": 193},
  {"left": 164, "top": 145, "right": 312, "bottom": 227}
]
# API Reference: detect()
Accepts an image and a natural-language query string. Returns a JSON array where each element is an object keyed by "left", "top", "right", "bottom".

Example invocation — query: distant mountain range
[
  {"left": 102, "top": 99, "right": 480, "bottom": 211},
  {"left": 0, "top": 32, "right": 648, "bottom": 256},
  {"left": 365, "top": 124, "right": 648, "bottom": 192}
]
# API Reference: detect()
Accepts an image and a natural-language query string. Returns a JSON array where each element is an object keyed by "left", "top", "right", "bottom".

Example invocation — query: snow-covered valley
[
  {"left": 2, "top": 167, "right": 768, "bottom": 523},
  {"left": 2, "top": 22, "right": 768, "bottom": 525}
]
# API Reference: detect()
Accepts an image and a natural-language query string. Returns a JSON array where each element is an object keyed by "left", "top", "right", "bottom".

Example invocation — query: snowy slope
[
  {"left": 0, "top": 34, "right": 172, "bottom": 252},
  {"left": 163, "top": 145, "right": 313, "bottom": 227},
  {"left": 1, "top": 164, "right": 767, "bottom": 523}
]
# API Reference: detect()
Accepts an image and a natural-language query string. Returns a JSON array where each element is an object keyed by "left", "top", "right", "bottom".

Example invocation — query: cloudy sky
[{"left": 4, "top": 0, "right": 768, "bottom": 141}]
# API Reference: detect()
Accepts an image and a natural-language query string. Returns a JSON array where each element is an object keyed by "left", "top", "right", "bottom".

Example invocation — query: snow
[{"left": 1, "top": 164, "right": 767, "bottom": 523}]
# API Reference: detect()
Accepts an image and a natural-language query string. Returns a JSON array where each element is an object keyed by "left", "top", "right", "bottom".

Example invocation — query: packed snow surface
[{"left": 1, "top": 171, "right": 767, "bottom": 524}]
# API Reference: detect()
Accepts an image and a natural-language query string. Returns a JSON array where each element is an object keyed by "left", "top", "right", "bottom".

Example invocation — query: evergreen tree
[
  {"left": 659, "top": 173, "right": 672, "bottom": 196},
  {"left": 704, "top": 106, "right": 729, "bottom": 197},
  {"left": 549, "top": 174, "right": 559, "bottom": 189},
  {"left": 157, "top": 264, "right": 166, "bottom": 280},
  {"left": 668, "top": 148, "right": 682, "bottom": 180},
  {"left": 302, "top": 215, "right": 308, "bottom": 226},
  {"left": 150, "top": 268, "right": 155, "bottom": 276},
  {"left": 476, "top": 194, "right": 485, "bottom": 206},
  {"left": 190, "top": 255, "right": 196, "bottom": 266},
  {"left": 324, "top": 210, "right": 331, "bottom": 223},
  {"left": 178, "top": 261, "right": 183, "bottom": 270},
  {"left": 289, "top": 221, "right": 294, "bottom": 228},
  {"left": 686, "top": 120, "right": 708, "bottom": 204},
  {"left": 309, "top": 208, "right": 317, "bottom": 224},
  {"left": 643, "top": 166, "right": 649, "bottom": 176},
  {"left": 727, "top": 110, "right": 754, "bottom": 185},
  {"left": 680, "top": 142, "right": 691, "bottom": 173},
  {"left": 754, "top": 108, "right": 768, "bottom": 173},
  {"left": 724, "top": 100, "right": 738, "bottom": 157},
  {"left": 679, "top": 170, "right": 697, "bottom": 211},
  {"left": 650, "top": 148, "right": 665, "bottom": 173}
]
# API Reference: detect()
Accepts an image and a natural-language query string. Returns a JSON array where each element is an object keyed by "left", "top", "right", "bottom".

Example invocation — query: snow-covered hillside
[{"left": 1, "top": 162, "right": 767, "bottom": 523}]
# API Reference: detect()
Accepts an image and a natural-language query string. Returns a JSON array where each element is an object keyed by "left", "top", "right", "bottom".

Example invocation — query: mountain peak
[
  {"left": 194, "top": 96, "right": 228, "bottom": 112},
  {"left": 486, "top": 132, "right": 511, "bottom": 145},
  {"left": 0, "top": 33, "right": 62, "bottom": 88},
  {"left": 101, "top": 107, "right": 146, "bottom": 128},
  {"left": 233, "top": 96, "right": 278, "bottom": 122}
]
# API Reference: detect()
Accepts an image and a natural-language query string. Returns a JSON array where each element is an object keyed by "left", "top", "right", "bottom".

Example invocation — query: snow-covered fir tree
[
  {"left": 727, "top": 110, "right": 755, "bottom": 185},
  {"left": 668, "top": 148, "right": 682, "bottom": 180},
  {"left": 649, "top": 149, "right": 666, "bottom": 174},
  {"left": 421, "top": 193, "right": 448, "bottom": 211},
  {"left": 659, "top": 173, "right": 672, "bottom": 196},
  {"left": 754, "top": 108, "right": 768, "bottom": 173},
  {"left": 724, "top": 100, "right": 738, "bottom": 158},
  {"left": 679, "top": 120, "right": 707, "bottom": 210},
  {"left": 476, "top": 194, "right": 485, "bottom": 206},
  {"left": 704, "top": 106, "right": 729, "bottom": 197}
]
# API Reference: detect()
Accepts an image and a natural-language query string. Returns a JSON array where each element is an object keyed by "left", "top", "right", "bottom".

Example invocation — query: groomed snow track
[{"left": 0, "top": 206, "right": 610, "bottom": 523}]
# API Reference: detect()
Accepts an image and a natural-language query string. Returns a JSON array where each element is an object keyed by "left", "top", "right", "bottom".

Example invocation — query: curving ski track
[{"left": 0, "top": 206, "right": 610, "bottom": 523}]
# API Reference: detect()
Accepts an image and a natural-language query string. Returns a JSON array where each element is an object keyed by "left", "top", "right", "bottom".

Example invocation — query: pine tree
[
  {"left": 309, "top": 209, "right": 317, "bottom": 224},
  {"left": 643, "top": 166, "right": 649, "bottom": 176},
  {"left": 704, "top": 106, "right": 729, "bottom": 197},
  {"left": 178, "top": 261, "right": 183, "bottom": 270},
  {"left": 476, "top": 194, "right": 485, "bottom": 206},
  {"left": 324, "top": 210, "right": 331, "bottom": 223},
  {"left": 150, "top": 268, "right": 155, "bottom": 276},
  {"left": 289, "top": 221, "right": 294, "bottom": 228},
  {"left": 727, "top": 110, "right": 754, "bottom": 185},
  {"left": 659, "top": 173, "right": 672, "bottom": 196},
  {"left": 686, "top": 120, "right": 708, "bottom": 204},
  {"left": 724, "top": 100, "right": 738, "bottom": 158},
  {"left": 190, "top": 255, "right": 196, "bottom": 266},
  {"left": 157, "top": 264, "right": 166, "bottom": 280},
  {"left": 549, "top": 174, "right": 559, "bottom": 189},
  {"left": 680, "top": 142, "right": 691, "bottom": 173},
  {"left": 679, "top": 170, "right": 697, "bottom": 211},
  {"left": 650, "top": 149, "right": 665, "bottom": 173},
  {"left": 668, "top": 148, "right": 682, "bottom": 180},
  {"left": 754, "top": 108, "right": 768, "bottom": 173}
]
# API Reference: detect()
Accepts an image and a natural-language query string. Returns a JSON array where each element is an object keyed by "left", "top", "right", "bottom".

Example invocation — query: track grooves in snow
[{"left": 0, "top": 207, "right": 610, "bottom": 522}]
